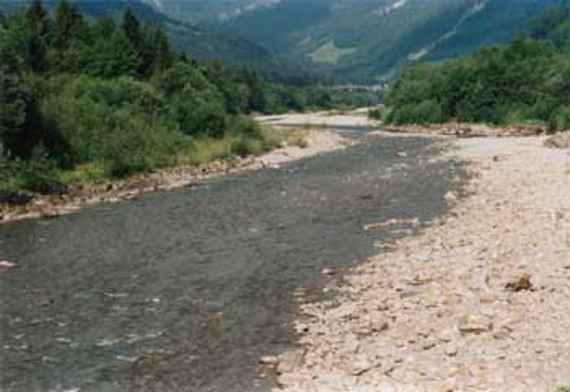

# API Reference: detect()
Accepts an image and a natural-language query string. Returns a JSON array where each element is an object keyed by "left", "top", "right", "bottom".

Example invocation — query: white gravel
[{"left": 271, "top": 136, "right": 570, "bottom": 392}]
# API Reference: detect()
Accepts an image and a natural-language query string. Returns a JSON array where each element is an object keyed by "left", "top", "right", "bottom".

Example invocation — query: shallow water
[{"left": 0, "top": 133, "right": 464, "bottom": 392}]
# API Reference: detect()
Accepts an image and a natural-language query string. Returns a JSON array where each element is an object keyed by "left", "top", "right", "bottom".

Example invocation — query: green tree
[
  {"left": 153, "top": 27, "right": 174, "bottom": 73},
  {"left": 85, "top": 31, "right": 140, "bottom": 78},
  {"left": 54, "top": 0, "right": 88, "bottom": 52},
  {"left": 121, "top": 8, "right": 142, "bottom": 51}
]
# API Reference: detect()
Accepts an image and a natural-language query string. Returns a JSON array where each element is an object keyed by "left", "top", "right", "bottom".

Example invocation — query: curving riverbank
[
  {"left": 0, "top": 128, "right": 352, "bottom": 225},
  {"left": 271, "top": 135, "right": 570, "bottom": 391},
  {"left": 0, "top": 122, "right": 464, "bottom": 392}
]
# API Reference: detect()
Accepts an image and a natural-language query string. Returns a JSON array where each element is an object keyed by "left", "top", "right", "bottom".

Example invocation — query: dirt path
[{"left": 271, "top": 136, "right": 570, "bottom": 391}]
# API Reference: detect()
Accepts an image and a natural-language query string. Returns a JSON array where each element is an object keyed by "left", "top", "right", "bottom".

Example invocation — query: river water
[{"left": 0, "top": 130, "right": 465, "bottom": 392}]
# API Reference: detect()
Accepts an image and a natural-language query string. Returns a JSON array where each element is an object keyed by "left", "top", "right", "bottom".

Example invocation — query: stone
[
  {"left": 444, "top": 191, "right": 458, "bottom": 202},
  {"left": 445, "top": 345, "right": 458, "bottom": 357},
  {"left": 0, "top": 261, "right": 16, "bottom": 273},
  {"left": 458, "top": 315, "right": 493, "bottom": 335},
  {"left": 422, "top": 340, "right": 437, "bottom": 351},
  {"left": 277, "top": 350, "right": 306, "bottom": 374},
  {"left": 505, "top": 273, "right": 533, "bottom": 292},
  {"left": 322, "top": 268, "right": 336, "bottom": 276},
  {"left": 260, "top": 356, "right": 280, "bottom": 366}
]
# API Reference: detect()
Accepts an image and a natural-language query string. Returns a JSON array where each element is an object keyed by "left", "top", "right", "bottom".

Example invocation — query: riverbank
[
  {"left": 0, "top": 132, "right": 462, "bottom": 392},
  {"left": 272, "top": 136, "right": 570, "bottom": 391},
  {"left": 384, "top": 121, "right": 547, "bottom": 138},
  {"left": 0, "top": 127, "right": 352, "bottom": 225}
]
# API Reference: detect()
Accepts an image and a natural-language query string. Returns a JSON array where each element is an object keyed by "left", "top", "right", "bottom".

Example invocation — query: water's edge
[{"left": 0, "top": 133, "right": 467, "bottom": 392}]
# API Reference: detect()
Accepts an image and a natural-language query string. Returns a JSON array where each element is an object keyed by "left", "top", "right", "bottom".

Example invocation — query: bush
[
  {"left": 387, "top": 100, "right": 443, "bottom": 125},
  {"left": 231, "top": 137, "right": 264, "bottom": 158},
  {"left": 386, "top": 38, "right": 567, "bottom": 128},
  {"left": 548, "top": 106, "right": 570, "bottom": 133},
  {"left": 39, "top": 75, "right": 187, "bottom": 176},
  {"left": 228, "top": 115, "right": 263, "bottom": 139},
  {"left": 0, "top": 144, "right": 63, "bottom": 194},
  {"left": 368, "top": 107, "right": 384, "bottom": 120}
]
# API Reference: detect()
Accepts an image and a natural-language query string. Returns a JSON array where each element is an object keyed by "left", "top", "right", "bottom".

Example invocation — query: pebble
[
  {"left": 0, "top": 260, "right": 16, "bottom": 272},
  {"left": 259, "top": 356, "right": 279, "bottom": 366}
]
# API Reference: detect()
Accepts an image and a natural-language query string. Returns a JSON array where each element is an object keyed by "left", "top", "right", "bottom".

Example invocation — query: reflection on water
[{"left": 0, "top": 136, "right": 464, "bottom": 392}]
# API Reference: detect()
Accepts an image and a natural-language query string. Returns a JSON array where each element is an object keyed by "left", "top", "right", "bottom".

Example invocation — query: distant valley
[{"left": 1, "top": 0, "right": 562, "bottom": 82}]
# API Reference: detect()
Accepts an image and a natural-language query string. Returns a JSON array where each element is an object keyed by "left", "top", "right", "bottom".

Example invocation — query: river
[{"left": 0, "top": 125, "right": 465, "bottom": 392}]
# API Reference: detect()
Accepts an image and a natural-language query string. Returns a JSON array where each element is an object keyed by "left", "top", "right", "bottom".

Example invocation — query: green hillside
[
  {"left": 0, "top": 0, "right": 277, "bottom": 69},
  {"left": 3, "top": 0, "right": 561, "bottom": 82},
  {"left": 215, "top": 0, "right": 560, "bottom": 82}
]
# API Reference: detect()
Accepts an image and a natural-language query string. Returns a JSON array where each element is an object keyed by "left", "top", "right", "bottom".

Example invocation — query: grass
[
  {"left": 262, "top": 127, "right": 310, "bottom": 149},
  {"left": 285, "top": 129, "right": 309, "bottom": 148},
  {"left": 555, "top": 386, "right": 570, "bottom": 392},
  {"left": 0, "top": 124, "right": 310, "bottom": 197}
]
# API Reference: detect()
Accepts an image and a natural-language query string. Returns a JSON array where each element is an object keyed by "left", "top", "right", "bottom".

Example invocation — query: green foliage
[
  {"left": 37, "top": 74, "right": 184, "bottom": 174},
  {"left": 386, "top": 34, "right": 570, "bottom": 130},
  {"left": 548, "top": 106, "right": 570, "bottom": 133},
  {"left": 0, "top": 0, "right": 352, "bottom": 197},
  {"left": 213, "top": 0, "right": 558, "bottom": 82}
]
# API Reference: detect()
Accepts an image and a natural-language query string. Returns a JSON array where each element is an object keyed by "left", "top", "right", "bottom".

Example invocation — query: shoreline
[
  {"left": 271, "top": 135, "right": 570, "bottom": 391},
  {"left": 0, "top": 128, "right": 353, "bottom": 225},
  {"left": 383, "top": 121, "right": 547, "bottom": 138}
]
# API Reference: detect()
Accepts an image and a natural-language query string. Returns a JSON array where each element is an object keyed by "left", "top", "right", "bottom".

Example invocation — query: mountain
[
  {"left": 141, "top": 0, "right": 560, "bottom": 83},
  {"left": 2, "top": 0, "right": 561, "bottom": 83},
  {"left": 0, "top": 0, "right": 277, "bottom": 69},
  {"left": 221, "top": 0, "right": 561, "bottom": 82}
]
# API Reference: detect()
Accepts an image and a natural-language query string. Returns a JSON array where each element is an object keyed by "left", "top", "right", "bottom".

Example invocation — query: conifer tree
[
  {"left": 22, "top": 0, "right": 50, "bottom": 72},
  {"left": 25, "top": 0, "right": 49, "bottom": 37},
  {"left": 121, "top": 8, "right": 142, "bottom": 52},
  {"left": 154, "top": 28, "right": 173, "bottom": 73},
  {"left": 54, "top": 0, "right": 86, "bottom": 51}
]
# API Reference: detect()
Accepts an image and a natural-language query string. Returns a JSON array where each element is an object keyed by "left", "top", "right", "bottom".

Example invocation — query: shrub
[
  {"left": 548, "top": 106, "right": 570, "bottom": 133},
  {"left": 387, "top": 100, "right": 443, "bottom": 125},
  {"left": 39, "top": 75, "right": 187, "bottom": 176},
  {"left": 549, "top": 107, "right": 570, "bottom": 133},
  {"left": 368, "top": 107, "right": 384, "bottom": 120},
  {"left": 228, "top": 115, "right": 263, "bottom": 139},
  {"left": 231, "top": 137, "right": 264, "bottom": 158}
]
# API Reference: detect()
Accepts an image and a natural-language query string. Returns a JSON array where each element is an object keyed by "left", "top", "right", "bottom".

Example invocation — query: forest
[
  {"left": 0, "top": 0, "right": 377, "bottom": 196},
  {"left": 384, "top": 2, "right": 570, "bottom": 133}
]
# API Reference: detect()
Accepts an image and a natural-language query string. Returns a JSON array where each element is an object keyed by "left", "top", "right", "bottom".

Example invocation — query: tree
[
  {"left": 92, "top": 17, "right": 116, "bottom": 40},
  {"left": 19, "top": 0, "right": 51, "bottom": 72},
  {"left": 54, "top": 0, "right": 87, "bottom": 52},
  {"left": 153, "top": 28, "right": 174, "bottom": 73},
  {"left": 244, "top": 70, "right": 267, "bottom": 112},
  {"left": 121, "top": 8, "right": 142, "bottom": 51},
  {"left": 25, "top": 0, "right": 50, "bottom": 37},
  {"left": 85, "top": 31, "right": 140, "bottom": 78}
]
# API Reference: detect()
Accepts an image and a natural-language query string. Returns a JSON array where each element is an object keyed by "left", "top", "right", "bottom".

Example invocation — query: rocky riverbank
[
  {"left": 0, "top": 129, "right": 352, "bottom": 225},
  {"left": 270, "top": 136, "right": 570, "bottom": 391},
  {"left": 384, "top": 122, "right": 547, "bottom": 138}
]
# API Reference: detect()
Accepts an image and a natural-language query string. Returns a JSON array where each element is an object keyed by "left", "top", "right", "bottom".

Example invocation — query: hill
[
  {"left": 0, "top": 0, "right": 277, "bottom": 70},
  {"left": 220, "top": 0, "right": 561, "bottom": 82}
]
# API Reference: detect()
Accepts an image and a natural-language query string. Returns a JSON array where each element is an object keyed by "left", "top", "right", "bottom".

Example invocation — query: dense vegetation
[
  {"left": 385, "top": 2, "right": 570, "bottom": 133},
  {"left": 0, "top": 0, "right": 376, "bottom": 196}
]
